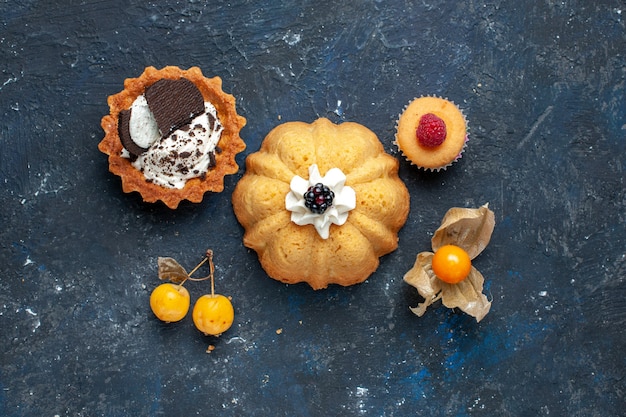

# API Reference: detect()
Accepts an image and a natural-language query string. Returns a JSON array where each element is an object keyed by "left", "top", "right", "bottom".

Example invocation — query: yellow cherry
[
  {"left": 192, "top": 294, "right": 234, "bottom": 336},
  {"left": 150, "top": 283, "right": 190, "bottom": 322}
]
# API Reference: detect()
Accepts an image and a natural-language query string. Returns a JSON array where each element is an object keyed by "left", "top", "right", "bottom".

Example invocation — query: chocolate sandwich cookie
[
  {"left": 145, "top": 78, "right": 205, "bottom": 136},
  {"left": 117, "top": 109, "right": 147, "bottom": 157}
]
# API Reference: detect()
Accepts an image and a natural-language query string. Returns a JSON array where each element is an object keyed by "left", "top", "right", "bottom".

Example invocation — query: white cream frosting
[
  {"left": 125, "top": 99, "right": 223, "bottom": 189},
  {"left": 128, "top": 95, "right": 160, "bottom": 149},
  {"left": 285, "top": 164, "right": 356, "bottom": 239}
]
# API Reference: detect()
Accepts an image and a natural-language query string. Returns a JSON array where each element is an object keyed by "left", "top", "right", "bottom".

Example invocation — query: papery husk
[
  {"left": 439, "top": 268, "right": 491, "bottom": 322},
  {"left": 403, "top": 252, "right": 492, "bottom": 322},
  {"left": 403, "top": 252, "right": 443, "bottom": 317},
  {"left": 431, "top": 203, "right": 495, "bottom": 259}
]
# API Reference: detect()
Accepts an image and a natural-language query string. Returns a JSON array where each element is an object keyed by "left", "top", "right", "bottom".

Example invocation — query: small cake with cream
[
  {"left": 232, "top": 118, "right": 410, "bottom": 289},
  {"left": 99, "top": 66, "right": 246, "bottom": 208}
]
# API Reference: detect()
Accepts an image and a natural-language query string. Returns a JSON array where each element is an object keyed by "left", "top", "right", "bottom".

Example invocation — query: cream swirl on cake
[
  {"left": 118, "top": 78, "right": 223, "bottom": 189},
  {"left": 285, "top": 164, "right": 356, "bottom": 239}
]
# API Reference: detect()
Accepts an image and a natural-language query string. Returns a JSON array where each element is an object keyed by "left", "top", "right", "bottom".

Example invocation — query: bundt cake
[{"left": 232, "top": 118, "right": 410, "bottom": 289}]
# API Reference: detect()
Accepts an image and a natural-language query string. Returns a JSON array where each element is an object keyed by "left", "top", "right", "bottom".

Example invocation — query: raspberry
[
  {"left": 416, "top": 113, "right": 447, "bottom": 147},
  {"left": 304, "top": 183, "right": 334, "bottom": 214}
]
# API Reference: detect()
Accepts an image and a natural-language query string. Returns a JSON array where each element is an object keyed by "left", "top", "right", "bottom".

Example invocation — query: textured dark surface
[{"left": 1, "top": 1, "right": 625, "bottom": 416}]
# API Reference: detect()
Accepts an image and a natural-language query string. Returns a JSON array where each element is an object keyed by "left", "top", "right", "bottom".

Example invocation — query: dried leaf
[
  {"left": 157, "top": 257, "right": 189, "bottom": 283},
  {"left": 431, "top": 203, "right": 495, "bottom": 259}
]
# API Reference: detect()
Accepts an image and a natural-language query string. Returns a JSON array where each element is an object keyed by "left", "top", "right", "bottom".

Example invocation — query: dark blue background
[{"left": 1, "top": 1, "right": 625, "bottom": 416}]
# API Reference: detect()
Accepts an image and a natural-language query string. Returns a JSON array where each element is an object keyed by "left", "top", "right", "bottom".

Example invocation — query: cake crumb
[
  {"left": 276, "top": 328, "right": 283, "bottom": 334},
  {"left": 206, "top": 345, "right": 216, "bottom": 353}
]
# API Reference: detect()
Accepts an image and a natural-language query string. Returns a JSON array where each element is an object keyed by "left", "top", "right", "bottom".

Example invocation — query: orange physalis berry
[{"left": 431, "top": 244, "right": 472, "bottom": 284}]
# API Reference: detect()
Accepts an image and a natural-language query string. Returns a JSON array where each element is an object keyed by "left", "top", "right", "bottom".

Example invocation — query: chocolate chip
[
  {"left": 145, "top": 78, "right": 204, "bottom": 136},
  {"left": 118, "top": 109, "right": 148, "bottom": 156},
  {"left": 207, "top": 113, "right": 216, "bottom": 131}
]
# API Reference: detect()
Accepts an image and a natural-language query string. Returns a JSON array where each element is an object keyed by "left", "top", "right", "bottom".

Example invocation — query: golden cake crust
[
  {"left": 98, "top": 66, "right": 246, "bottom": 209},
  {"left": 232, "top": 118, "right": 410, "bottom": 289},
  {"left": 395, "top": 96, "right": 467, "bottom": 171}
]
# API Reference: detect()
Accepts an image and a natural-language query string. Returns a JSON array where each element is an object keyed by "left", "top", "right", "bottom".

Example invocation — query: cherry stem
[
  {"left": 187, "top": 256, "right": 208, "bottom": 278},
  {"left": 207, "top": 249, "right": 215, "bottom": 297},
  {"left": 185, "top": 249, "right": 215, "bottom": 286}
]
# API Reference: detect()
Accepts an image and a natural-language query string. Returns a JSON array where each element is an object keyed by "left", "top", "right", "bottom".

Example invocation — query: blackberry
[{"left": 304, "top": 183, "right": 334, "bottom": 214}]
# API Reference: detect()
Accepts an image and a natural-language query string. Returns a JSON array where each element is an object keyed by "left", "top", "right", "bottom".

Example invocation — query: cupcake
[
  {"left": 99, "top": 66, "right": 246, "bottom": 209},
  {"left": 232, "top": 118, "right": 410, "bottom": 290},
  {"left": 395, "top": 96, "right": 467, "bottom": 171}
]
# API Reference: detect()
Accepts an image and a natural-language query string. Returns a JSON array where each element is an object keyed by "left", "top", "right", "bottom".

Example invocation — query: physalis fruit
[
  {"left": 431, "top": 244, "right": 472, "bottom": 284},
  {"left": 403, "top": 204, "right": 495, "bottom": 322}
]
